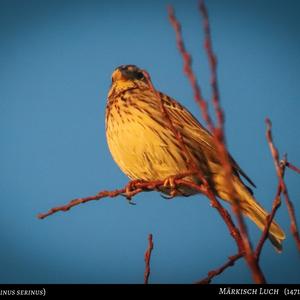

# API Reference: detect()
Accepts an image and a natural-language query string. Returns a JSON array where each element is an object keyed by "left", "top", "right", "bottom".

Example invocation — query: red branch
[
  {"left": 168, "top": 5, "right": 214, "bottom": 132},
  {"left": 195, "top": 252, "right": 243, "bottom": 284},
  {"left": 144, "top": 234, "right": 154, "bottom": 284},
  {"left": 143, "top": 70, "right": 200, "bottom": 172},
  {"left": 37, "top": 180, "right": 164, "bottom": 219},
  {"left": 286, "top": 161, "right": 300, "bottom": 174},
  {"left": 255, "top": 183, "right": 282, "bottom": 261},
  {"left": 37, "top": 188, "right": 127, "bottom": 219},
  {"left": 198, "top": 0, "right": 223, "bottom": 130},
  {"left": 145, "top": 63, "right": 246, "bottom": 260},
  {"left": 168, "top": 0, "right": 268, "bottom": 283},
  {"left": 144, "top": 68, "right": 244, "bottom": 253},
  {"left": 265, "top": 118, "right": 300, "bottom": 251},
  {"left": 38, "top": 175, "right": 246, "bottom": 284},
  {"left": 199, "top": 0, "right": 265, "bottom": 283},
  {"left": 177, "top": 179, "right": 243, "bottom": 252},
  {"left": 38, "top": 175, "right": 237, "bottom": 239}
]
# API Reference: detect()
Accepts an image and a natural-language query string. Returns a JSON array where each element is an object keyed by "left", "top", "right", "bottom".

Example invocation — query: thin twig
[
  {"left": 143, "top": 69, "right": 243, "bottom": 250},
  {"left": 143, "top": 70, "right": 200, "bottom": 172},
  {"left": 195, "top": 252, "right": 243, "bottom": 284},
  {"left": 168, "top": 5, "right": 214, "bottom": 132},
  {"left": 167, "top": 3, "right": 243, "bottom": 253},
  {"left": 198, "top": 0, "right": 265, "bottom": 283},
  {"left": 168, "top": 1, "right": 266, "bottom": 283},
  {"left": 198, "top": 0, "right": 223, "bottom": 130},
  {"left": 38, "top": 179, "right": 165, "bottom": 219},
  {"left": 255, "top": 186, "right": 281, "bottom": 261},
  {"left": 144, "top": 234, "right": 154, "bottom": 284},
  {"left": 37, "top": 188, "right": 126, "bottom": 219},
  {"left": 39, "top": 174, "right": 247, "bottom": 272},
  {"left": 144, "top": 65, "right": 248, "bottom": 258},
  {"left": 266, "top": 118, "right": 300, "bottom": 251},
  {"left": 177, "top": 179, "right": 243, "bottom": 252},
  {"left": 286, "top": 161, "right": 300, "bottom": 174}
]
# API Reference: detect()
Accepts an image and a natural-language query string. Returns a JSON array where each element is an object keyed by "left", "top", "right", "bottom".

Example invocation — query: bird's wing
[{"left": 159, "top": 91, "right": 256, "bottom": 188}]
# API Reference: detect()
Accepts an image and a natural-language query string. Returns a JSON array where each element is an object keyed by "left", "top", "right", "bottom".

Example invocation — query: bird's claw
[
  {"left": 125, "top": 180, "right": 144, "bottom": 194},
  {"left": 161, "top": 191, "right": 177, "bottom": 200},
  {"left": 123, "top": 180, "right": 144, "bottom": 204},
  {"left": 163, "top": 176, "right": 176, "bottom": 189},
  {"left": 162, "top": 176, "right": 180, "bottom": 199}
]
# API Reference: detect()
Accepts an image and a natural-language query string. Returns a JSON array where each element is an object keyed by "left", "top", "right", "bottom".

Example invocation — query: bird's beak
[{"left": 111, "top": 69, "right": 124, "bottom": 83}]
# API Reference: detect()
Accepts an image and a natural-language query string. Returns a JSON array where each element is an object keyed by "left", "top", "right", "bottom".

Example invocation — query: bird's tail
[{"left": 217, "top": 176, "right": 285, "bottom": 252}]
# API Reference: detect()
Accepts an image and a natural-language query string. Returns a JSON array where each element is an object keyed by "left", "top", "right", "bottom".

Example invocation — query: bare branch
[
  {"left": 144, "top": 67, "right": 245, "bottom": 253},
  {"left": 286, "top": 161, "right": 300, "bottom": 174},
  {"left": 255, "top": 186, "right": 281, "bottom": 261},
  {"left": 198, "top": 0, "right": 223, "bottom": 130},
  {"left": 198, "top": 0, "right": 265, "bottom": 283},
  {"left": 144, "top": 234, "right": 154, "bottom": 284},
  {"left": 265, "top": 118, "right": 300, "bottom": 252},
  {"left": 168, "top": 5, "right": 214, "bottom": 132},
  {"left": 195, "top": 252, "right": 243, "bottom": 284},
  {"left": 143, "top": 70, "right": 200, "bottom": 172},
  {"left": 37, "top": 188, "right": 127, "bottom": 219}
]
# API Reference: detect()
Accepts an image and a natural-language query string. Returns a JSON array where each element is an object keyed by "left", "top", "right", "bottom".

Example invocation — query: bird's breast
[{"left": 105, "top": 97, "right": 189, "bottom": 180}]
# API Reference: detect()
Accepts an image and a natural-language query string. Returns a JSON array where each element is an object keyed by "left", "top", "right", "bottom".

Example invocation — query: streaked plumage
[{"left": 105, "top": 64, "right": 285, "bottom": 251}]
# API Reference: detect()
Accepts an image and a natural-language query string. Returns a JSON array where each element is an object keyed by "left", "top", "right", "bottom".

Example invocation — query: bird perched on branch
[{"left": 105, "top": 64, "right": 285, "bottom": 252}]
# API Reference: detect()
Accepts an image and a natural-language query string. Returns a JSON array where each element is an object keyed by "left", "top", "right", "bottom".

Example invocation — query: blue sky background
[{"left": 1, "top": 0, "right": 300, "bottom": 283}]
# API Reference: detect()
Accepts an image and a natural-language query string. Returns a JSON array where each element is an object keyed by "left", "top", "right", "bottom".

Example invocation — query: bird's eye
[
  {"left": 136, "top": 72, "right": 144, "bottom": 80},
  {"left": 118, "top": 66, "right": 144, "bottom": 81}
]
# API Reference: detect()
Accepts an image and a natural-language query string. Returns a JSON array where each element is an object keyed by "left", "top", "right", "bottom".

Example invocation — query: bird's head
[
  {"left": 108, "top": 65, "right": 152, "bottom": 99},
  {"left": 111, "top": 65, "right": 146, "bottom": 83}
]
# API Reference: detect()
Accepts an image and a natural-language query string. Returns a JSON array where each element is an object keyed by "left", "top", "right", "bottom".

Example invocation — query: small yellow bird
[{"left": 105, "top": 64, "right": 285, "bottom": 251}]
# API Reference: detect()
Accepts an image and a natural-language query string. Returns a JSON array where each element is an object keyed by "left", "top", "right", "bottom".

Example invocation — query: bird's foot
[
  {"left": 125, "top": 179, "right": 144, "bottom": 193},
  {"left": 123, "top": 180, "right": 145, "bottom": 204},
  {"left": 163, "top": 176, "right": 176, "bottom": 189},
  {"left": 162, "top": 176, "right": 180, "bottom": 199},
  {"left": 161, "top": 192, "right": 177, "bottom": 200}
]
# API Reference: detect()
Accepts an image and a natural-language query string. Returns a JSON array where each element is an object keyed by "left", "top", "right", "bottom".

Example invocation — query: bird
[{"left": 105, "top": 64, "right": 285, "bottom": 252}]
